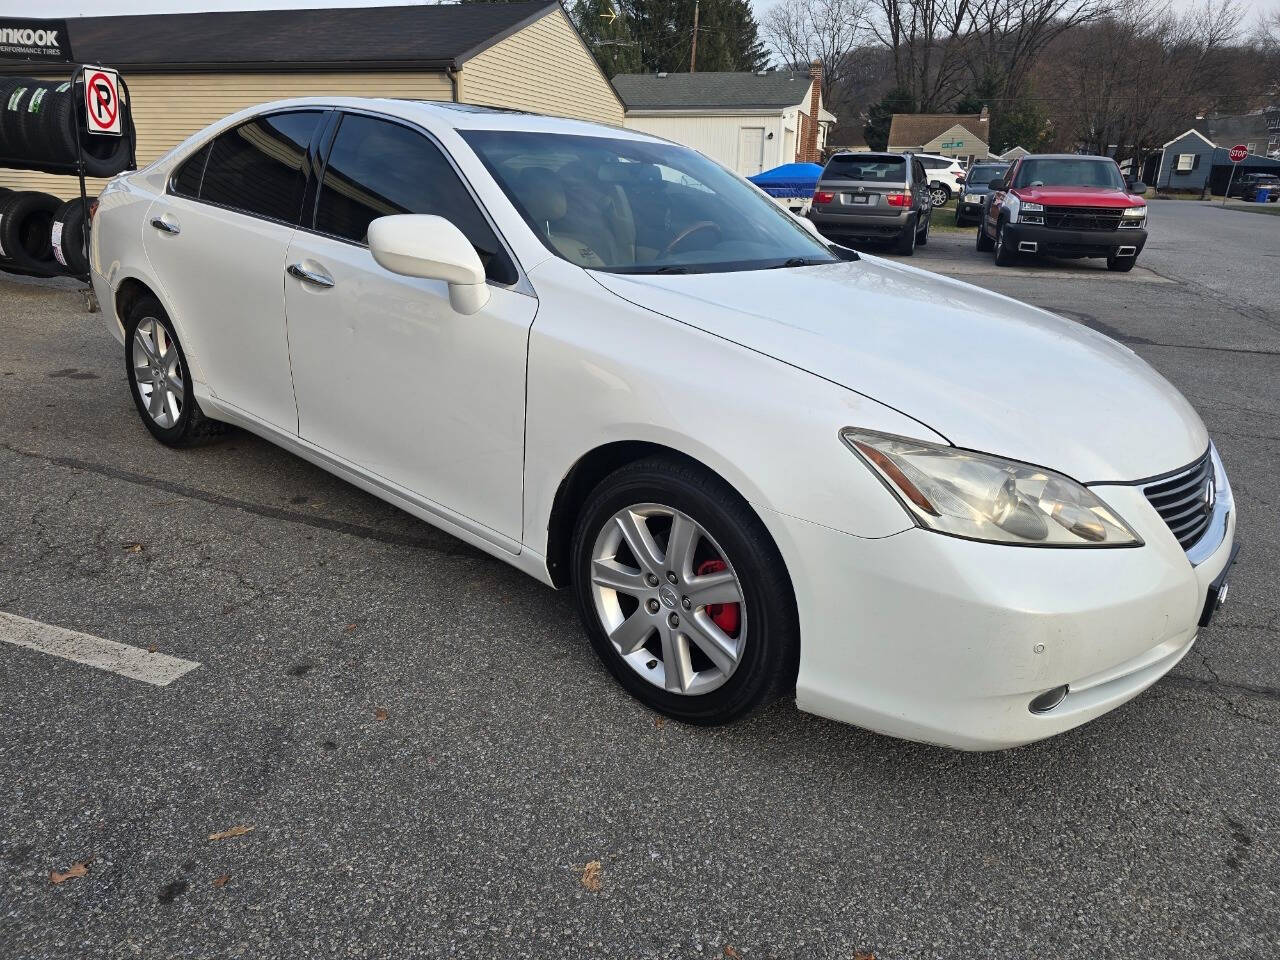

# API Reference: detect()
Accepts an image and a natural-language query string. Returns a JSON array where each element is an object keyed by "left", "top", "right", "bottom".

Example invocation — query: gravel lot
[{"left": 1, "top": 203, "right": 1277, "bottom": 959}]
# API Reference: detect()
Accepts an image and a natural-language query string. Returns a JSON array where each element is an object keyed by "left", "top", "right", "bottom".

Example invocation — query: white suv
[{"left": 914, "top": 154, "right": 966, "bottom": 205}]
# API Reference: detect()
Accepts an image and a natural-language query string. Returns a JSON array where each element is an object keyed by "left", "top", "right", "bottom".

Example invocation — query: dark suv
[
  {"left": 808, "top": 152, "right": 932, "bottom": 255},
  {"left": 1228, "top": 173, "right": 1280, "bottom": 202}
]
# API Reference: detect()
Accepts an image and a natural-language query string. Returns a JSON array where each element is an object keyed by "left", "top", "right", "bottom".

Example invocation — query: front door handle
[
  {"left": 287, "top": 262, "right": 335, "bottom": 288},
  {"left": 150, "top": 216, "right": 180, "bottom": 235}
]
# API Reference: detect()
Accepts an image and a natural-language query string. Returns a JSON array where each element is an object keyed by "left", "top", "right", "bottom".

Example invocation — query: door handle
[
  {"left": 150, "top": 216, "right": 180, "bottom": 235},
  {"left": 287, "top": 262, "right": 335, "bottom": 288}
]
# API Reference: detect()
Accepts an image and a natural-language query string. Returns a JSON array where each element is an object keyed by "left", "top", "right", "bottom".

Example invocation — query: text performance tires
[
  {"left": 571, "top": 457, "right": 798, "bottom": 725},
  {"left": 124, "top": 296, "right": 226, "bottom": 447}
]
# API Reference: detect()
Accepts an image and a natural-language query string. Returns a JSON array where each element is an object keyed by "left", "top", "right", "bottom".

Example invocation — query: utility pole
[{"left": 690, "top": 0, "right": 699, "bottom": 73}]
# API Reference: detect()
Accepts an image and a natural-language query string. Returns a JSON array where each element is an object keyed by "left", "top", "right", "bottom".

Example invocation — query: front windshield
[
  {"left": 461, "top": 129, "right": 837, "bottom": 274},
  {"left": 966, "top": 165, "right": 1008, "bottom": 187},
  {"left": 1013, "top": 158, "right": 1125, "bottom": 190}
]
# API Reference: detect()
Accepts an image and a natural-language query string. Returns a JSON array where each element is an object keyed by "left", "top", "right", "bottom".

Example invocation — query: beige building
[
  {"left": 887, "top": 109, "right": 991, "bottom": 165},
  {"left": 612, "top": 66, "right": 835, "bottom": 177},
  {"left": 0, "top": 2, "right": 623, "bottom": 197}
]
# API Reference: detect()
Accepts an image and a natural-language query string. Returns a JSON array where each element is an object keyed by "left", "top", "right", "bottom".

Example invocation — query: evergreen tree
[
  {"left": 568, "top": 0, "right": 642, "bottom": 77},
  {"left": 864, "top": 87, "right": 914, "bottom": 152}
]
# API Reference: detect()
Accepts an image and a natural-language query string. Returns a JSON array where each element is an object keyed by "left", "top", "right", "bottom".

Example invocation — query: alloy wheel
[
  {"left": 132, "top": 316, "right": 185, "bottom": 429},
  {"left": 589, "top": 503, "right": 746, "bottom": 696},
  {"left": 930, "top": 186, "right": 948, "bottom": 208}
]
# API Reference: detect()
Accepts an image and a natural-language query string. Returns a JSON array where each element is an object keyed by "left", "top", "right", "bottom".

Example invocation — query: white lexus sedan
[{"left": 89, "top": 98, "right": 1237, "bottom": 749}]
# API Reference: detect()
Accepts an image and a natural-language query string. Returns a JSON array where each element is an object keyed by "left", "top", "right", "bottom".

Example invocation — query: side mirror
[
  {"left": 368, "top": 214, "right": 490, "bottom": 315},
  {"left": 989, "top": 178, "right": 1007, "bottom": 192},
  {"left": 1128, "top": 179, "right": 1147, "bottom": 194}
]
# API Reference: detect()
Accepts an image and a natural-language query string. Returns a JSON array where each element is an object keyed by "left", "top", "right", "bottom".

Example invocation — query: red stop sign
[{"left": 1229, "top": 144, "right": 1248, "bottom": 163}]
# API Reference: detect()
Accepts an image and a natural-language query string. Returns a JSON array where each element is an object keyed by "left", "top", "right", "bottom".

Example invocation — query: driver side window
[{"left": 312, "top": 113, "right": 516, "bottom": 285}]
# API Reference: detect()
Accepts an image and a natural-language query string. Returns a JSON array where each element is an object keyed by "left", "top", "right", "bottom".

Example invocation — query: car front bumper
[
  {"left": 956, "top": 200, "right": 987, "bottom": 220},
  {"left": 1004, "top": 222, "right": 1148, "bottom": 258},
  {"left": 763, "top": 457, "right": 1236, "bottom": 750}
]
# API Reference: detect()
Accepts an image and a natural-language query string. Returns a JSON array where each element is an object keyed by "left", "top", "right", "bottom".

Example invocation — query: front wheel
[
  {"left": 993, "top": 220, "right": 1018, "bottom": 266},
  {"left": 570, "top": 457, "right": 799, "bottom": 725},
  {"left": 976, "top": 220, "right": 994, "bottom": 251},
  {"left": 1107, "top": 253, "right": 1137, "bottom": 272}
]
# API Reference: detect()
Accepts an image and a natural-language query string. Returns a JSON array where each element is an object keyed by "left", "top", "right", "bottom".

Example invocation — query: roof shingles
[
  {"left": 887, "top": 113, "right": 988, "bottom": 149},
  {"left": 611, "top": 71, "right": 813, "bottom": 111}
]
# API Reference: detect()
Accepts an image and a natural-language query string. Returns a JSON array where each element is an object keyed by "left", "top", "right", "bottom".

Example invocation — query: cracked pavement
[{"left": 1, "top": 198, "right": 1277, "bottom": 959}]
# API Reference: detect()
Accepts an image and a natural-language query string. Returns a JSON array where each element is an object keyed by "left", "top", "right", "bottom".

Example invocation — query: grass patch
[{"left": 929, "top": 201, "right": 976, "bottom": 233}]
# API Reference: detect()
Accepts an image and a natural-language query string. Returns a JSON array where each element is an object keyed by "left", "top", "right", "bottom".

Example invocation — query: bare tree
[
  {"left": 869, "top": 0, "right": 973, "bottom": 110},
  {"left": 763, "top": 0, "right": 873, "bottom": 110},
  {"left": 966, "top": 0, "right": 1109, "bottom": 105}
]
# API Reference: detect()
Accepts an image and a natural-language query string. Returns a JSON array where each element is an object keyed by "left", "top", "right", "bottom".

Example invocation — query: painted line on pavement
[{"left": 0, "top": 611, "right": 200, "bottom": 686}]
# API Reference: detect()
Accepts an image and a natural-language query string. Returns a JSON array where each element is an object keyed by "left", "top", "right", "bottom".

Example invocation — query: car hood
[
  {"left": 591, "top": 257, "right": 1206, "bottom": 482},
  {"left": 1012, "top": 185, "right": 1145, "bottom": 207}
]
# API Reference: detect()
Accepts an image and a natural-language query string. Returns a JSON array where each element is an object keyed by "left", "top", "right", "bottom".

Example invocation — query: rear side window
[
  {"left": 313, "top": 113, "right": 516, "bottom": 285},
  {"left": 171, "top": 143, "right": 209, "bottom": 198},
  {"left": 199, "top": 111, "right": 324, "bottom": 224},
  {"left": 822, "top": 155, "right": 905, "bottom": 181}
]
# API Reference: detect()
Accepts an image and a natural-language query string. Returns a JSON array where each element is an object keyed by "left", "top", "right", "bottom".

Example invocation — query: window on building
[
  {"left": 313, "top": 113, "right": 516, "bottom": 284},
  {"left": 199, "top": 110, "right": 324, "bottom": 224},
  {"left": 1175, "top": 153, "right": 1197, "bottom": 173}
]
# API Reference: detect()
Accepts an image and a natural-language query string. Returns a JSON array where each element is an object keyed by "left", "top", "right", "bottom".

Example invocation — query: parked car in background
[
  {"left": 915, "top": 154, "right": 967, "bottom": 207},
  {"left": 809, "top": 152, "right": 932, "bottom": 255},
  {"left": 955, "top": 162, "right": 1010, "bottom": 226},
  {"left": 1228, "top": 172, "right": 1280, "bottom": 202},
  {"left": 979, "top": 154, "right": 1147, "bottom": 271}
]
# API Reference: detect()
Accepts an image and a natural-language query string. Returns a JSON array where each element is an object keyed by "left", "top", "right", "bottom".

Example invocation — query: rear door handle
[
  {"left": 150, "top": 215, "right": 180, "bottom": 235},
  {"left": 287, "top": 262, "right": 335, "bottom": 288}
]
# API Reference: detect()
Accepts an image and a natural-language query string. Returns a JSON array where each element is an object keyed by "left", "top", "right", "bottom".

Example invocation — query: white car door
[
  {"left": 142, "top": 109, "right": 327, "bottom": 431},
  {"left": 282, "top": 111, "right": 536, "bottom": 546}
]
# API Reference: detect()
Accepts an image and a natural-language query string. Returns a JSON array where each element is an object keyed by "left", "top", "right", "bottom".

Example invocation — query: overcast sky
[{"left": 3, "top": 0, "right": 1276, "bottom": 29}]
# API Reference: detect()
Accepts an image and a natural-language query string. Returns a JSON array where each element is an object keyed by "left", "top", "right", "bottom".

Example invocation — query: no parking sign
[{"left": 83, "top": 66, "right": 121, "bottom": 136}]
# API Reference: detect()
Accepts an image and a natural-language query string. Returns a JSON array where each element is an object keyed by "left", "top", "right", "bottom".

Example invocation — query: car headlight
[
  {"left": 1123, "top": 206, "right": 1146, "bottom": 217},
  {"left": 841, "top": 429, "right": 1142, "bottom": 547},
  {"left": 964, "top": 193, "right": 982, "bottom": 203}
]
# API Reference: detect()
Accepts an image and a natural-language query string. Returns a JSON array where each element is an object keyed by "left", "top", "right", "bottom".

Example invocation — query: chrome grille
[
  {"left": 1044, "top": 206, "right": 1124, "bottom": 231},
  {"left": 1143, "top": 451, "right": 1214, "bottom": 550}
]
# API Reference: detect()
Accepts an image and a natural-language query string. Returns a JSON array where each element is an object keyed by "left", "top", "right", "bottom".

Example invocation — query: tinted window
[
  {"left": 920, "top": 157, "right": 948, "bottom": 169},
  {"left": 315, "top": 114, "right": 516, "bottom": 284},
  {"left": 200, "top": 111, "right": 323, "bottom": 223},
  {"left": 1013, "top": 158, "right": 1125, "bottom": 190},
  {"left": 172, "top": 143, "right": 209, "bottom": 198},
  {"left": 966, "top": 165, "right": 1008, "bottom": 186},
  {"left": 912, "top": 159, "right": 926, "bottom": 183},
  {"left": 822, "top": 155, "right": 905, "bottom": 181}
]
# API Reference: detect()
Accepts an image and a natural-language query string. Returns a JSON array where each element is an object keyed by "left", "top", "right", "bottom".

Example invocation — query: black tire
[
  {"left": 44, "top": 77, "right": 134, "bottom": 177},
  {"left": 570, "top": 456, "right": 799, "bottom": 725},
  {"left": 976, "top": 219, "right": 994, "bottom": 251},
  {"left": 50, "top": 198, "right": 90, "bottom": 276},
  {"left": 123, "top": 296, "right": 227, "bottom": 447},
  {"left": 1106, "top": 253, "right": 1137, "bottom": 272},
  {"left": 0, "top": 190, "right": 62, "bottom": 274},
  {"left": 993, "top": 218, "right": 1017, "bottom": 266},
  {"left": 929, "top": 184, "right": 951, "bottom": 207},
  {"left": 15, "top": 80, "right": 62, "bottom": 162},
  {"left": 894, "top": 214, "right": 917, "bottom": 255},
  {"left": 917, "top": 211, "right": 930, "bottom": 246}
]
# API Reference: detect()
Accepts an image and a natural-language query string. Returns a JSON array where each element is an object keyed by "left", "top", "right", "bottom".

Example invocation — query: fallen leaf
[
  {"left": 374, "top": 708, "right": 388, "bottom": 722},
  {"left": 122, "top": 543, "right": 143, "bottom": 553},
  {"left": 212, "top": 874, "right": 230, "bottom": 888},
  {"left": 50, "top": 861, "right": 89, "bottom": 884},
  {"left": 724, "top": 948, "right": 741, "bottom": 959},
  {"left": 654, "top": 716, "right": 667, "bottom": 728},
  {"left": 580, "top": 859, "right": 602, "bottom": 892},
  {"left": 853, "top": 953, "right": 877, "bottom": 960},
  {"left": 207, "top": 825, "right": 254, "bottom": 842},
  {"left": 343, "top": 623, "right": 357, "bottom": 634},
  {"left": 147, "top": 645, "right": 157, "bottom": 654}
]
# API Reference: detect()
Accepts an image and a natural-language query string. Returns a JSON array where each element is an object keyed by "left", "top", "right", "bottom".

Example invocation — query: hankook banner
[{"left": 0, "top": 17, "right": 73, "bottom": 63}]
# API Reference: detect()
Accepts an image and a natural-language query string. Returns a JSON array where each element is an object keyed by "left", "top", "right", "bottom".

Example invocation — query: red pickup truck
[{"left": 977, "top": 154, "right": 1148, "bottom": 272}]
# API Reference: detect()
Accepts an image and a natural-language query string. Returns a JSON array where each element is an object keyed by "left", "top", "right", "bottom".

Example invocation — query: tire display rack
[{"left": 0, "top": 63, "right": 136, "bottom": 283}]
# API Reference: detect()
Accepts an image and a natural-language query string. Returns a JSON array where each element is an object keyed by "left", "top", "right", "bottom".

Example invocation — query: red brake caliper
[{"left": 696, "top": 559, "right": 740, "bottom": 635}]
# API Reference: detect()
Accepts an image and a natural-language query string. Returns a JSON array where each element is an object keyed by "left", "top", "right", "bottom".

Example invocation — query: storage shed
[
  {"left": 0, "top": 2, "right": 624, "bottom": 196},
  {"left": 1155, "top": 129, "right": 1216, "bottom": 192}
]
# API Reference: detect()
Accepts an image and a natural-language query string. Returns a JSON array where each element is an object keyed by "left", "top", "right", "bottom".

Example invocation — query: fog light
[{"left": 1029, "top": 684, "right": 1069, "bottom": 714}]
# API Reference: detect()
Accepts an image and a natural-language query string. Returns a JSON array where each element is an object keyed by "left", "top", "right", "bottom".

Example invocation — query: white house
[{"left": 611, "top": 66, "right": 835, "bottom": 177}]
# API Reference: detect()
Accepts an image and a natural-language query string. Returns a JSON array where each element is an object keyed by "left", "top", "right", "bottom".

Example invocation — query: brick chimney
[{"left": 801, "top": 59, "right": 822, "bottom": 163}]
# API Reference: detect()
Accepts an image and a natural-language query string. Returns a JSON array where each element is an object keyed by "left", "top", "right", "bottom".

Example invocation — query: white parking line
[{"left": 0, "top": 611, "right": 200, "bottom": 686}]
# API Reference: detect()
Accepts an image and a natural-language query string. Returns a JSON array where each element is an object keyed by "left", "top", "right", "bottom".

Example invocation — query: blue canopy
[{"left": 749, "top": 162, "right": 823, "bottom": 197}]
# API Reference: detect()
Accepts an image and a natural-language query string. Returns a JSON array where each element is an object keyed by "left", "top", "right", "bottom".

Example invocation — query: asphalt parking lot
[{"left": 2, "top": 201, "right": 1277, "bottom": 958}]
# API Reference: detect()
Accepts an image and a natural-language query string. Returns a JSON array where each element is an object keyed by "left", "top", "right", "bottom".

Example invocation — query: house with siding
[
  {"left": 612, "top": 66, "right": 835, "bottom": 177},
  {"left": 887, "top": 110, "right": 990, "bottom": 166},
  {"left": 0, "top": 2, "right": 624, "bottom": 197},
  {"left": 1154, "top": 129, "right": 1216, "bottom": 192}
]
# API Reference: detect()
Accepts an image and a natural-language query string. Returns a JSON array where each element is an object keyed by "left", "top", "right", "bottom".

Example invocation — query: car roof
[{"left": 1018, "top": 154, "right": 1118, "bottom": 162}]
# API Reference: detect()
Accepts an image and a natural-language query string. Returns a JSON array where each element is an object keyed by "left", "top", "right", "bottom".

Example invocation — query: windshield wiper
[{"left": 770, "top": 257, "right": 830, "bottom": 269}]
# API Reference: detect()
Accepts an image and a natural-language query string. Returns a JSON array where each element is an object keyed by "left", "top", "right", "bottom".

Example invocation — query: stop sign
[{"left": 1229, "top": 144, "right": 1248, "bottom": 163}]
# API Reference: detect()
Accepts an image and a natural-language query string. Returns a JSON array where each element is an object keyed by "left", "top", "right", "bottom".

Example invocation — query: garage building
[{"left": 0, "top": 1, "right": 623, "bottom": 196}]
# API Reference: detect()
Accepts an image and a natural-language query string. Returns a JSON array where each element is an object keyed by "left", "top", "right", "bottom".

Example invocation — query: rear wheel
[
  {"left": 917, "top": 211, "right": 930, "bottom": 246},
  {"left": 929, "top": 185, "right": 950, "bottom": 208},
  {"left": 124, "top": 296, "right": 226, "bottom": 447},
  {"left": 894, "top": 215, "right": 918, "bottom": 256},
  {"left": 570, "top": 457, "right": 799, "bottom": 725}
]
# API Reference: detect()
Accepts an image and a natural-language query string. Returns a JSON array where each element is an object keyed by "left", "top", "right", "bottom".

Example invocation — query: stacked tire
[
  {"left": 0, "top": 190, "right": 84, "bottom": 276},
  {"left": 0, "top": 76, "right": 134, "bottom": 177}
]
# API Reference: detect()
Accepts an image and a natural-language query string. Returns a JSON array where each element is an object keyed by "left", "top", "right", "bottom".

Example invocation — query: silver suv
[{"left": 807, "top": 152, "right": 932, "bottom": 256}]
